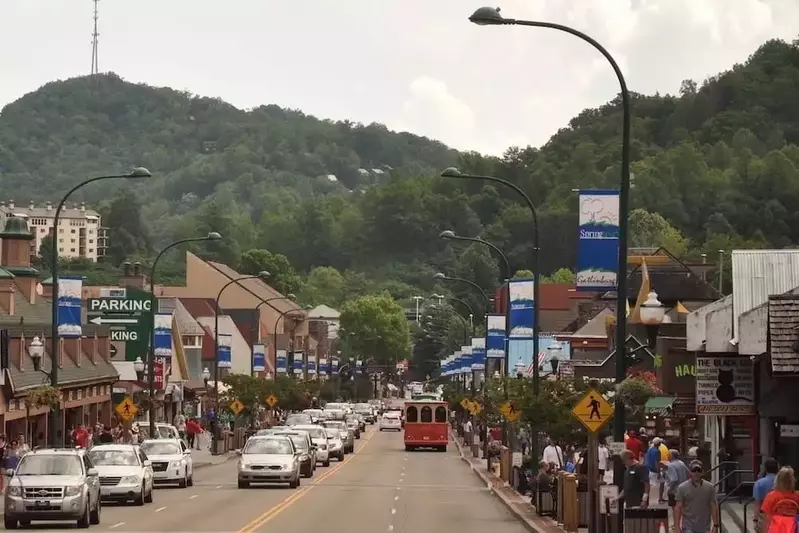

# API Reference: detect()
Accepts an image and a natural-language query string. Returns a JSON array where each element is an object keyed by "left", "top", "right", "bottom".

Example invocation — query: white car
[
  {"left": 302, "top": 409, "right": 325, "bottom": 424},
  {"left": 323, "top": 408, "right": 346, "bottom": 421},
  {"left": 87, "top": 444, "right": 154, "bottom": 505},
  {"left": 133, "top": 422, "right": 182, "bottom": 442},
  {"left": 237, "top": 436, "right": 301, "bottom": 489},
  {"left": 323, "top": 427, "right": 345, "bottom": 461},
  {"left": 293, "top": 425, "right": 331, "bottom": 466},
  {"left": 379, "top": 412, "right": 402, "bottom": 431},
  {"left": 140, "top": 439, "right": 193, "bottom": 488}
]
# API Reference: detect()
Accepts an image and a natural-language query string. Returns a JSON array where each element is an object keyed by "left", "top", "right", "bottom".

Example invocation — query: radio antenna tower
[{"left": 90, "top": 0, "right": 100, "bottom": 76}]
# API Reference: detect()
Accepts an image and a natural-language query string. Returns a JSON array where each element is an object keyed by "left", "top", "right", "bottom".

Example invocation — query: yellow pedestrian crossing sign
[
  {"left": 230, "top": 399, "right": 245, "bottom": 416},
  {"left": 460, "top": 398, "right": 472, "bottom": 411},
  {"left": 265, "top": 395, "right": 278, "bottom": 408},
  {"left": 115, "top": 396, "right": 138, "bottom": 422},
  {"left": 499, "top": 400, "right": 520, "bottom": 422},
  {"left": 572, "top": 389, "right": 614, "bottom": 432},
  {"left": 469, "top": 401, "right": 482, "bottom": 416}
]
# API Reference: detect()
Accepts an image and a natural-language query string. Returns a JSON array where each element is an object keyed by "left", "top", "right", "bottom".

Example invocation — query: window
[
  {"left": 71, "top": 229, "right": 76, "bottom": 233},
  {"left": 58, "top": 247, "right": 64, "bottom": 252},
  {"left": 406, "top": 406, "right": 418, "bottom": 423},
  {"left": 89, "top": 239, "right": 94, "bottom": 243},
  {"left": 40, "top": 228, "right": 45, "bottom": 233},
  {"left": 59, "top": 228, "right": 64, "bottom": 233},
  {"left": 70, "top": 248, "right": 75, "bottom": 252},
  {"left": 58, "top": 239, "right": 63, "bottom": 243},
  {"left": 421, "top": 406, "right": 433, "bottom": 423},
  {"left": 182, "top": 335, "right": 202, "bottom": 348},
  {"left": 70, "top": 239, "right": 75, "bottom": 243},
  {"left": 435, "top": 406, "right": 447, "bottom": 423},
  {"left": 88, "top": 248, "right": 94, "bottom": 253}
]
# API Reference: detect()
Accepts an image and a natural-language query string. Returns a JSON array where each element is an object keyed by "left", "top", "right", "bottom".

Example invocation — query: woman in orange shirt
[{"left": 761, "top": 467, "right": 799, "bottom": 533}]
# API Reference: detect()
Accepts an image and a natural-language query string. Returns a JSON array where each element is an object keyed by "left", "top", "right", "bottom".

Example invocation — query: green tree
[
  {"left": 628, "top": 208, "right": 689, "bottom": 256},
  {"left": 542, "top": 268, "right": 576, "bottom": 284},
  {"left": 105, "top": 188, "right": 150, "bottom": 266},
  {"left": 36, "top": 234, "right": 55, "bottom": 272},
  {"left": 239, "top": 249, "right": 302, "bottom": 295},
  {"left": 339, "top": 294, "right": 411, "bottom": 370},
  {"left": 299, "top": 266, "right": 345, "bottom": 307}
]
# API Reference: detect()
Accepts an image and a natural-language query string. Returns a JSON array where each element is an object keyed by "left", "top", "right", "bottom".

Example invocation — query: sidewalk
[
  {"left": 189, "top": 432, "right": 235, "bottom": 469},
  {"left": 452, "top": 436, "right": 744, "bottom": 533}
]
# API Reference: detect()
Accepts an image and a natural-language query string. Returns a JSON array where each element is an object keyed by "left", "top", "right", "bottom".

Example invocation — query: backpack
[{"left": 768, "top": 498, "right": 799, "bottom": 533}]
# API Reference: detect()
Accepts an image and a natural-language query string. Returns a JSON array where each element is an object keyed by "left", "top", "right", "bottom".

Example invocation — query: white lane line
[
  {"left": 110, "top": 523, "right": 125, "bottom": 529},
  {"left": 388, "top": 526, "right": 394, "bottom": 531},
  {"left": 391, "top": 508, "right": 397, "bottom": 515},
  {"left": 396, "top": 486, "right": 401, "bottom": 490},
  {"left": 190, "top": 494, "right": 199, "bottom": 499},
  {"left": 215, "top": 485, "right": 222, "bottom": 489},
  {"left": 394, "top": 495, "right": 399, "bottom": 501},
  {"left": 155, "top": 506, "right": 167, "bottom": 513}
]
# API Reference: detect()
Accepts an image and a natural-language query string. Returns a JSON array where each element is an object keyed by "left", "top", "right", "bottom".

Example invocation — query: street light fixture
[
  {"left": 202, "top": 367, "right": 211, "bottom": 387},
  {"left": 133, "top": 357, "right": 146, "bottom": 380},
  {"left": 148, "top": 231, "right": 223, "bottom": 439},
  {"left": 49, "top": 167, "right": 151, "bottom": 446},
  {"left": 251, "top": 293, "right": 296, "bottom": 376},
  {"left": 466, "top": 8, "right": 632, "bottom": 519},
  {"left": 432, "top": 272, "right": 490, "bottom": 302},
  {"left": 29, "top": 336, "right": 45, "bottom": 372},
  {"left": 640, "top": 290, "right": 666, "bottom": 348},
  {"left": 515, "top": 357, "right": 525, "bottom": 378}
]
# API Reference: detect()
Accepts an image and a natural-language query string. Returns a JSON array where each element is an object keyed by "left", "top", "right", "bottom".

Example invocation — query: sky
[{"left": 2, "top": 0, "right": 798, "bottom": 155}]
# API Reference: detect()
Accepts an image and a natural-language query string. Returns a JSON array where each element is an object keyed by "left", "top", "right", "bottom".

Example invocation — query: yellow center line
[{"left": 237, "top": 427, "right": 379, "bottom": 533}]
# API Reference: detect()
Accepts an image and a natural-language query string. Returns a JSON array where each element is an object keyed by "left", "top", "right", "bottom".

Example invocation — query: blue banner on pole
[
  {"left": 57, "top": 276, "right": 83, "bottom": 338},
  {"left": 486, "top": 314, "right": 506, "bottom": 359},
  {"left": 461, "top": 347, "right": 472, "bottom": 374},
  {"left": 509, "top": 279, "right": 535, "bottom": 338},
  {"left": 253, "top": 344, "right": 266, "bottom": 372},
  {"left": 293, "top": 352, "right": 303, "bottom": 375},
  {"left": 355, "top": 359, "right": 362, "bottom": 374},
  {"left": 217, "top": 334, "right": 232, "bottom": 369},
  {"left": 331, "top": 358, "right": 339, "bottom": 375},
  {"left": 276, "top": 350, "right": 287, "bottom": 373},
  {"left": 153, "top": 313, "right": 173, "bottom": 358},
  {"left": 576, "top": 189, "right": 620, "bottom": 291},
  {"left": 307, "top": 355, "right": 317, "bottom": 376},
  {"left": 318, "top": 358, "right": 328, "bottom": 376},
  {"left": 471, "top": 337, "right": 485, "bottom": 371}
]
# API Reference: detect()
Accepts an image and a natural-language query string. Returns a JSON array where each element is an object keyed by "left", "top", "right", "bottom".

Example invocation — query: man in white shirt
[
  {"left": 174, "top": 412, "right": 187, "bottom": 439},
  {"left": 598, "top": 440, "right": 610, "bottom": 480},
  {"left": 542, "top": 438, "right": 564, "bottom": 469}
]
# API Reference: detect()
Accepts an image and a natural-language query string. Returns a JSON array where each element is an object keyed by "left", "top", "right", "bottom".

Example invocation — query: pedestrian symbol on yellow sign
[
  {"left": 499, "top": 400, "right": 520, "bottom": 422},
  {"left": 115, "top": 396, "right": 138, "bottom": 422},
  {"left": 571, "top": 389, "right": 613, "bottom": 433},
  {"left": 265, "top": 395, "right": 278, "bottom": 408},
  {"left": 230, "top": 399, "right": 244, "bottom": 416}
]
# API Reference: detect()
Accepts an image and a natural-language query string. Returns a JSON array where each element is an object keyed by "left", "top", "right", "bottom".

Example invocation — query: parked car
[
  {"left": 139, "top": 439, "right": 193, "bottom": 488},
  {"left": 344, "top": 416, "right": 362, "bottom": 439},
  {"left": 4, "top": 447, "right": 102, "bottom": 529},
  {"left": 354, "top": 403, "right": 376, "bottom": 423},
  {"left": 323, "top": 421, "right": 354, "bottom": 453},
  {"left": 87, "top": 444, "right": 154, "bottom": 505},
  {"left": 322, "top": 428, "right": 345, "bottom": 461},
  {"left": 285, "top": 413, "right": 313, "bottom": 426},
  {"left": 237, "top": 436, "right": 301, "bottom": 488}
]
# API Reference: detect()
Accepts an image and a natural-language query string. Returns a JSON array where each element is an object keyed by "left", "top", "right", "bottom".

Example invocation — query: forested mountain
[{"left": 1, "top": 38, "right": 799, "bottom": 312}]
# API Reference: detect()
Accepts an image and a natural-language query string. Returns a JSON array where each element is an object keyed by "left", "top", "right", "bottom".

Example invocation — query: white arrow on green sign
[{"left": 90, "top": 317, "right": 138, "bottom": 325}]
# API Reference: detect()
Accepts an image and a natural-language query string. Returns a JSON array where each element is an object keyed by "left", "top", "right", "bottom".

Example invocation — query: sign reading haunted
[{"left": 695, "top": 356, "right": 754, "bottom": 415}]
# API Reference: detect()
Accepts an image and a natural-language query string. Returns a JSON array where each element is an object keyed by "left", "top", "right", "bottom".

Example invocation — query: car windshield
[
  {"left": 278, "top": 435, "right": 307, "bottom": 451},
  {"left": 325, "top": 422, "right": 345, "bottom": 430},
  {"left": 87, "top": 449, "right": 139, "bottom": 466},
  {"left": 244, "top": 439, "right": 293, "bottom": 455},
  {"left": 141, "top": 442, "right": 181, "bottom": 456},
  {"left": 324, "top": 428, "right": 340, "bottom": 439},
  {"left": 296, "top": 427, "right": 324, "bottom": 438},
  {"left": 285, "top": 414, "right": 311, "bottom": 424},
  {"left": 17, "top": 455, "right": 83, "bottom": 476},
  {"left": 384, "top": 413, "right": 400, "bottom": 419}
]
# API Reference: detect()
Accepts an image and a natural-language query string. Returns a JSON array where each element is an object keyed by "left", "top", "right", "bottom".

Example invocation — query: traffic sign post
[
  {"left": 230, "top": 399, "right": 244, "bottom": 416},
  {"left": 115, "top": 396, "right": 138, "bottom": 422},
  {"left": 87, "top": 287, "right": 154, "bottom": 363},
  {"left": 571, "top": 389, "right": 614, "bottom": 533}
]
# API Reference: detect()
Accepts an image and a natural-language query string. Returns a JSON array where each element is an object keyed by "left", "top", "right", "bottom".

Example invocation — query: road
[{"left": 23, "top": 426, "right": 529, "bottom": 532}]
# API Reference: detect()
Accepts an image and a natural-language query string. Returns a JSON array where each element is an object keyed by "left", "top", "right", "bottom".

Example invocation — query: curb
[
  {"left": 451, "top": 433, "right": 544, "bottom": 533},
  {"left": 193, "top": 453, "right": 236, "bottom": 470}
]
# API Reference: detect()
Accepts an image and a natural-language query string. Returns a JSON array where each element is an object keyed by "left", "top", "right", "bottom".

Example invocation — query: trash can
[{"left": 623, "top": 508, "right": 668, "bottom": 533}]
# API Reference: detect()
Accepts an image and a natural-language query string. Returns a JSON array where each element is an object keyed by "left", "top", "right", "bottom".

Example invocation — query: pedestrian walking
[
  {"left": 754, "top": 458, "right": 780, "bottom": 532},
  {"left": 760, "top": 467, "right": 799, "bottom": 533},
  {"left": 645, "top": 438, "right": 663, "bottom": 501},
  {"left": 674, "top": 460, "right": 720, "bottom": 533},
  {"left": 665, "top": 449, "right": 690, "bottom": 508},
  {"left": 617, "top": 449, "right": 649, "bottom": 509}
]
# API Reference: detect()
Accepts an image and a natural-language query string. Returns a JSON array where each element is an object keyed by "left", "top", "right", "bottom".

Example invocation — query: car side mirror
[
  {"left": 183, "top": 449, "right": 192, "bottom": 455},
  {"left": 311, "top": 444, "right": 318, "bottom": 450},
  {"left": 143, "top": 460, "right": 152, "bottom": 467},
  {"left": 5, "top": 469, "right": 14, "bottom": 477},
  {"left": 87, "top": 468, "right": 99, "bottom": 477},
  {"left": 235, "top": 449, "right": 242, "bottom": 456}
]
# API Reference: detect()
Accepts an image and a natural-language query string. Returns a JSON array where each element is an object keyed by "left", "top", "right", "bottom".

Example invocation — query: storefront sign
[{"left": 695, "top": 356, "right": 754, "bottom": 415}]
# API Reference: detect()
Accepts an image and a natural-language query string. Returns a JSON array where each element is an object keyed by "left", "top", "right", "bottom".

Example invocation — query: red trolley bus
[{"left": 403, "top": 400, "right": 449, "bottom": 452}]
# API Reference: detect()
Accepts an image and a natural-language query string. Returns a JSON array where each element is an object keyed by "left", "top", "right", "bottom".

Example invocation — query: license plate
[{"left": 35, "top": 500, "right": 50, "bottom": 508}]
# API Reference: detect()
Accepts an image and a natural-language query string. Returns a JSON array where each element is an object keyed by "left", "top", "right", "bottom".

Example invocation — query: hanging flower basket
[
  {"left": 24, "top": 386, "right": 62, "bottom": 410},
  {"left": 616, "top": 376, "right": 659, "bottom": 413}
]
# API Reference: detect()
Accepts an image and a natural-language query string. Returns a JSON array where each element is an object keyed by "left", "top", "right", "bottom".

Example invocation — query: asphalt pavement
[{"left": 19, "top": 426, "right": 530, "bottom": 532}]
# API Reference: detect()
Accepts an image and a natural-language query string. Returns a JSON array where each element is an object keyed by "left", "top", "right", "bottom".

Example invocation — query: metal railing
[{"left": 718, "top": 480, "right": 755, "bottom": 533}]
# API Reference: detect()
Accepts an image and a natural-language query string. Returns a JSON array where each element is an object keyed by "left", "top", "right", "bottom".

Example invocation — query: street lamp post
[
  {"left": 49, "top": 167, "right": 151, "bottom": 446},
  {"left": 432, "top": 293, "right": 477, "bottom": 336},
  {"left": 211, "top": 271, "right": 270, "bottom": 454},
  {"left": 148, "top": 232, "right": 222, "bottom": 438},
  {"left": 433, "top": 271, "right": 491, "bottom": 302},
  {"left": 251, "top": 294, "right": 296, "bottom": 376},
  {"left": 467, "top": 7, "right": 631, "bottom": 525}
]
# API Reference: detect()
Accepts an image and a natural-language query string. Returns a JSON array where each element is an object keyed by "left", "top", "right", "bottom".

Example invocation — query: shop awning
[{"left": 645, "top": 396, "right": 676, "bottom": 415}]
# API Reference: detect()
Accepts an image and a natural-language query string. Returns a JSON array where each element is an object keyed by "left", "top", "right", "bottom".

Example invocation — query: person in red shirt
[
  {"left": 626, "top": 430, "right": 645, "bottom": 461},
  {"left": 71, "top": 423, "right": 89, "bottom": 448}
]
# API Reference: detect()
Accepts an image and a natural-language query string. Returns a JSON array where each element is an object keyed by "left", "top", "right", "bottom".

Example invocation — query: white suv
[
  {"left": 139, "top": 439, "right": 193, "bottom": 488},
  {"left": 87, "top": 444, "right": 154, "bottom": 505},
  {"left": 379, "top": 412, "right": 402, "bottom": 431}
]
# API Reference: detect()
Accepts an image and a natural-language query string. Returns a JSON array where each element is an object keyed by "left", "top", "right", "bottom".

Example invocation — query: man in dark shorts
[{"left": 617, "top": 449, "right": 650, "bottom": 508}]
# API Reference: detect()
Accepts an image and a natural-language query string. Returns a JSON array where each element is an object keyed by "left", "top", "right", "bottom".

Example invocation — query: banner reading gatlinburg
[
  {"left": 486, "top": 314, "right": 506, "bottom": 360},
  {"left": 509, "top": 279, "right": 535, "bottom": 339},
  {"left": 577, "top": 189, "right": 620, "bottom": 291},
  {"left": 252, "top": 344, "right": 266, "bottom": 372},
  {"left": 217, "top": 334, "right": 232, "bottom": 369},
  {"left": 276, "top": 349, "right": 288, "bottom": 373},
  {"left": 153, "top": 312, "right": 173, "bottom": 358},
  {"left": 471, "top": 337, "right": 486, "bottom": 371},
  {"left": 57, "top": 276, "right": 83, "bottom": 338}
]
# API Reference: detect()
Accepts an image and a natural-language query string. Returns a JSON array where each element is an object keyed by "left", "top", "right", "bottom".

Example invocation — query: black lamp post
[
  {"left": 49, "top": 167, "right": 151, "bottom": 446},
  {"left": 211, "top": 271, "right": 270, "bottom": 455},
  {"left": 432, "top": 270, "right": 491, "bottom": 302},
  {"left": 432, "top": 294, "right": 477, "bottom": 337},
  {"left": 251, "top": 294, "right": 296, "bottom": 377},
  {"left": 148, "top": 232, "right": 222, "bottom": 439}
]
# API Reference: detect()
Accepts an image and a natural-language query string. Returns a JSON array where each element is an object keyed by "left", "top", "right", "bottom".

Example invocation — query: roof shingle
[{"left": 768, "top": 294, "right": 799, "bottom": 375}]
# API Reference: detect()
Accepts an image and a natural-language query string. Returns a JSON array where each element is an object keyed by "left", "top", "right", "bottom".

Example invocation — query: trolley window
[
  {"left": 406, "top": 406, "right": 418, "bottom": 423},
  {"left": 435, "top": 406, "right": 447, "bottom": 423},
  {"left": 421, "top": 406, "right": 433, "bottom": 423}
]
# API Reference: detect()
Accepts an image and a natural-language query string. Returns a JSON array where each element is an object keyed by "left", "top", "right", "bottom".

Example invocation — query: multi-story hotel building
[{"left": 0, "top": 200, "right": 108, "bottom": 262}]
